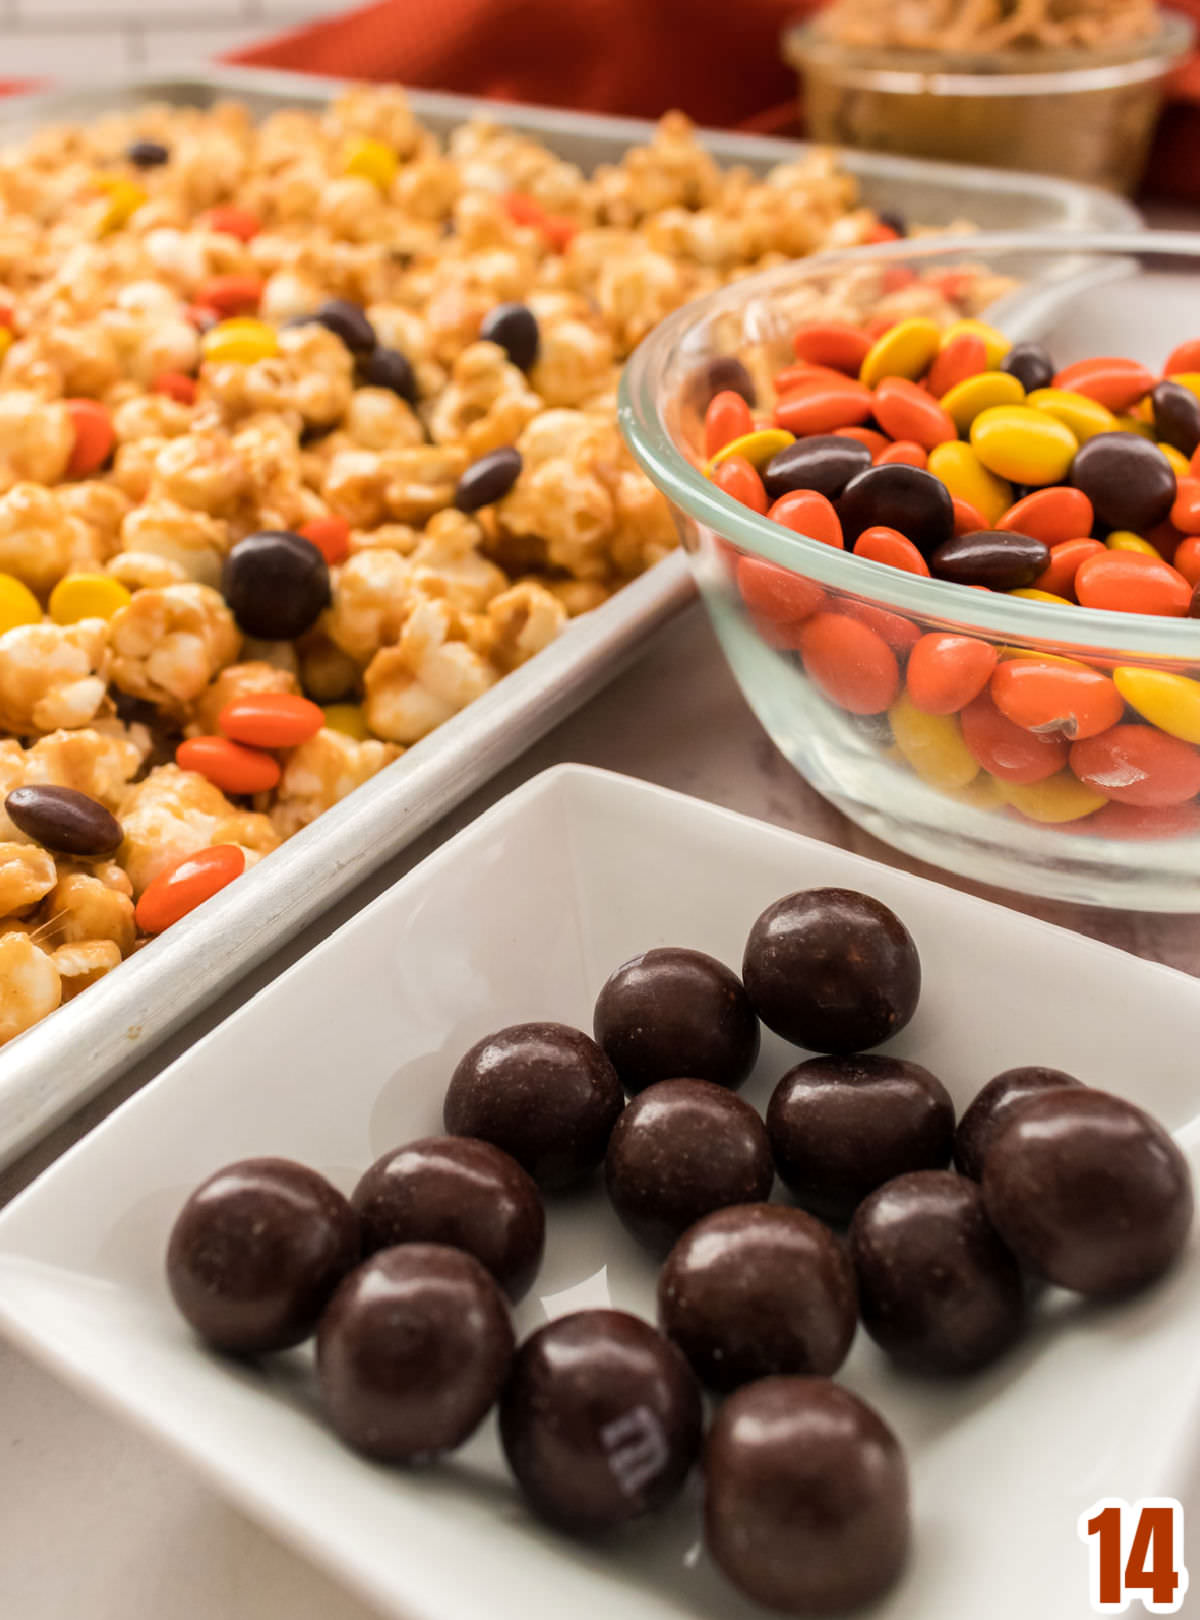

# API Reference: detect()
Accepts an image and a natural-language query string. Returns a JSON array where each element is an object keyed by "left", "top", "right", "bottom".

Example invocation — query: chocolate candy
[
  {"left": 359, "top": 345, "right": 418, "bottom": 403},
  {"left": 768, "top": 1054, "right": 955, "bottom": 1225},
  {"left": 166, "top": 1157, "right": 359, "bottom": 1354},
  {"left": 955, "top": 1064, "right": 1083, "bottom": 1180},
  {"left": 657, "top": 1204, "right": 857, "bottom": 1390},
  {"left": 982, "top": 1088, "right": 1193, "bottom": 1296},
  {"left": 876, "top": 208, "right": 907, "bottom": 236},
  {"left": 704, "top": 1377, "right": 910, "bottom": 1614},
  {"left": 317, "top": 1244, "right": 513, "bottom": 1460},
  {"left": 929, "top": 528, "right": 1049, "bottom": 591},
  {"left": 479, "top": 302, "right": 539, "bottom": 371},
  {"left": 1152, "top": 378, "right": 1200, "bottom": 458},
  {"left": 686, "top": 355, "right": 757, "bottom": 410},
  {"left": 454, "top": 447, "right": 523, "bottom": 513},
  {"left": 498, "top": 1309, "right": 702, "bottom": 1535},
  {"left": 593, "top": 947, "right": 760, "bottom": 1094},
  {"left": 6, "top": 784, "right": 122, "bottom": 857},
  {"left": 1070, "top": 433, "right": 1177, "bottom": 533},
  {"left": 743, "top": 887, "right": 921, "bottom": 1054},
  {"left": 126, "top": 139, "right": 169, "bottom": 168},
  {"left": 850, "top": 1170, "right": 1026, "bottom": 1374},
  {"left": 313, "top": 298, "right": 377, "bottom": 356},
  {"left": 351, "top": 1136, "right": 544, "bottom": 1301},
  {"left": 762, "top": 434, "right": 871, "bottom": 501},
  {"left": 1000, "top": 341, "right": 1054, "bottom": 394},
  {"left": 443, "top": 1021, "right": 623, "bottom": 1191},
  {"left": 836, "top": 463, "right": 955, "bottom": 555},
  {"left": 221, "top": 530, "right": 331, "bottom": 641},
  {"left": 605, "top": 1080, "right": 773, "bottom": 1254}
]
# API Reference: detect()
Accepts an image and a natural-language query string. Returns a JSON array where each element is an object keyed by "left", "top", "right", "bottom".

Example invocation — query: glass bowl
[
  {"left": 783, "top": 15, "right": 1194, "bottom": 195},
  {"left": 619, "top": 232, "right": 1200, "bottom": 911}
]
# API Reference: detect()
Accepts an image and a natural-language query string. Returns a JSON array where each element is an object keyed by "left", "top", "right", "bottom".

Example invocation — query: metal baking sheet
[{"left": 0, "top": 69, "right": 1138, "bottom": 1169}]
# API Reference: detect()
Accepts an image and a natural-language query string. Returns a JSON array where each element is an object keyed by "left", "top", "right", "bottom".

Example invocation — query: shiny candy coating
[
  {"left": 858, "top": 316, "right": 940, "bottom": 388},
  {"left": 1074, "top": 550, "right": 1191, "bottom": 616},
  {"left": 710, "top": 427, "right": 794, "bottom": 472},
  {"left": 926, "top": 332, "right": 988, "bottom": 398},
  {"left": 940, "top": 318, "right": 1010, "bottom": 368},
  {"left": 767, "top": 489, "right": 842, "bottom": 546},
  {"left": 317, "top": 1244, "right": 513, "bottom": 1460},
  {"left": 955, "top": 1065, "right": 1084, "bottom": 1180},
  {"left": 65, "top": 399, "right": 115, "bottom": 478},
  {"left": 836, "top": 463, "right": 955, "bottom": 554},
  {"left": 135, "top": 844, "right": 246, "bottom": 934},
  {"left": 359, "top": 345, "right": 418, "bottom": 403},
  {"left": 872, "top": 376, "right": 956, "bottom": 451},
  {"left": 166, "top": 1157, "right": 359, "bottom": 1355},
  {"left": 1152, "top": 378, "right": 1200, "bottom": 458},
  {"left": 221, "top": 529, "right": 331, "bottom": 641},
  {"left": 990, "top": 657, "right": 1124, "bottom": 741},
  {"left": 658, "top": 1203, "right": 857, "bottom": 1390},
  {"left": 775, "top": 378, "right": 873, "bottom": 436},
  {"left": 854, "top": 525, "right": 929, "bottom": 575},
  {"left": 48, "top": 573, "right": 131, "bottom": 625},
  {"left": 604, "top": 1080, "right": 773, "bottom": 1254},
  {"left": 312, "top": 298, "right": 377, "bottom": 355},
  {"left": 1070, "top": 432, "right": 1177, "bottom": 532},
  {"left": 1070, "top": 724, "right": 1200, "bottom": 807},
  {"left": 996, "top": 771, "right": 1108, "bottom": 823},
  {"left": 906, "top": 632, "right": 997, "bottom": 714},
  {"left": 343, "top": 134, "right": 399, "bottom": 189},
  {"left": 793, "top": 321, "right": 872, "bottom": 374},
  {"left": 929, "top": 528, "right": 1048, "bottom": 591},
  {"left": 202, "top": 317, "right": 278, "bottom": 365},
  {"left": 927, "top": 440, "right": 1012, "bottom": 525},
  {"left": 997, "top": 484, "right": 1093, "bottom": 545},
  {"left": 960, "top": 690, "right": 1068, "bottom": 783},
  {"left": 480, "top": 302, "right": 540, "bottom": 371},
  {"left": 126, "top": 139, "right": 170, "bottom": 168},
  {"left": 714, "top": 456, "right": 766, "bottom": 513},
  {"left": 499, "top": 1309, "right": 702, "bottom": 1535},
  {"left": 798, "top": 612, "right": 899, "bottom": 713},
  {"left": 762, "top": 434, "right": 869, "bottom": 500},
  {"left": 704, "top": 390, "right": 754, "bottom": 459},
  {"left": 982, "top": 1089, "right": 1193, "bottom": 1296},
  {"left": 687, "top": 354, "right": 757, "bottom": 409},
  {"left": 455, "top": 447, "right": 523, "bottom": 512},
  {"left": 704, "top": 1377, "right": 910, "bottom": 1615},
  {"left": 6, "top": 784, "right": 122, "bottom": 856},
  {"left": 940, "top": 371, "right": 1026, "bottom": 434},
  {"left": 1028, "top": 387, "right": 1117, "bottom": 443},
  {"left": 176, "top": 736, "right": 281, "bottom": 796},
  {"left": 969, "top": 405, "right": 1077, "bottom": 486},
  {"left": 889, "top": 693, "right": 979, "bottom": 790},
  {"left": 1000, "top": 340, "right": 1054, "bottom": 393},
  {"left": 1113, "top": 666, "right": 1200, "bottom": 743},
  {"left": 0, "top": 574, "right": 42, "bottom": 634},
  {"left": 219, "top": 692, "right": 326, "bottom": 749}
]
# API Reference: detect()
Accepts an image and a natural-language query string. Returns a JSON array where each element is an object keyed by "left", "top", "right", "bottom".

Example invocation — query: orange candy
[
  {"left": 713, "top": 456, "right": 767, "bottom": 514},
  {"left": 834, "top": 426, "right": 891, "bottom": 457},
  {"left": 1032, "top": 537, "right": 1105, "bottom": 599},
  {"left": 1165, "top": 339, "right": 1200, "bottom": 377},
  {"left": 960, "top": 691, "right": 1068, "bottom": 782},
  {"left": 64, "top": 399, "right": 115, "bottom": 478},
  {"left": 194, "top": 274, "right": 264, "bottom": 317},
  {"left": 219, "top": 692, "right": 326, "bottom": 749},
  {"left": 135, "top": 844, "right": 246, "bottom": 934},
  {"left": 996, "top": 487, "right": 1094, "bottom": 546},
  {"left": 153, "top": 371, "right": 197, "bottom": 405},
  {"left": 299, "top": 513, "right": 353, "bottom": 565},
  {"left": 736, "top": 555, "right": 825, "bottom": 623},
  {"left": 774, "top": 362, "right": 852, "bottom": 394},
  {"left": 1085, "top": 800, "right": 1200, "bottom": 840},
  {"left": 853, "top": 526, "right": 930, "bottom": 576},
  {"left": 1170, "top": 476, "right": 1200, "bottom": 535},
  {"left": 838, "top": 598, "right": 921, "bottom": 655},
  {"left": 1051, "top": 357, "right": 1155, "bottom": 412},
  {"left": 990, "top": 659, "right": 1124, "bottom": 741},
  {"left": 791, "top": 322, "right": 872, "bottom": 375},
  {"left": 871, "top": 377, "right": 956, "bottom": 451},
  {"left": 704, "top": 390, "right": 755, "bottom": 458},
  {"left": 1070, "top": 724, "right": 1200, "bottom": 807},
  {"left": 176, "top": 736, "right": 282, "bottom": 795},
  {"left": 775, "top": 378, "right": 874, "bottom": 436},
  {"left": 906, "top": 634, "right": 997, "bottom": 714},
  {"left": 798, "top": 612, "right": 901, "bottom": 714},
  {"left": 767, "top": 490, "right": 844, "bottom": 548},
  {"left": 205, "top": 206, "right": 261, "bottom": 242},
  {"left": 874, "top": 439, "right": 928, "bottom": 470},
  {"left": 1173, "top": 535, "right": 1200, "bottom": 586},
  {"left": 952, "top": 496, "right": 990, "bottom": 537},
  {"left": 926, "top": 334, "right": 988, "bottom": 399},
  {"left": 1074, "top": 551, "right": 1192, "bottom": 616}
]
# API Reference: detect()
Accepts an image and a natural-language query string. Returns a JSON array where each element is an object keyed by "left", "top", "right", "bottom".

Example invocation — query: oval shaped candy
[
  {"left": 990, "top": 658, "right": 1124, "bottom": 741},
  {"left": 1070, "top": 724, "right": 1200, "bottom": 806},
  {"left": 219, "top": 692, "right": 326, "bottom": 748},
  {"left": 799, "top": 613, "right": 900, "bottom": 714},
  {"left": 135, "top": 844, "right": 247, "bottom": 933},
  {"left": 996, "top": 485, "right": 1093, "bottom": 546},
  {"left": 1052, "top": 357, "right": 1155, "bottom": 413},
  {"left": 906, "top": 633, "right": 997, "bottom": 714},
  {"left": 1113, "top": 666, "right": 1200, "bottom": 743},
  {"left": 960, "top": 691, "right": 1068, "bottom": 783},
  {"left": 970, "top": 406, "right": 1078, "bottom": 487},
  {"left": 1074, "top": 551, "right": 1191, "bottom": 616},
  {"left": 5, "top": 784, "right": 122, "bottom": 856},
  {"left": 1152, "top": 378, "right": 1200, "bottom": 459},
  {"left": 762, "top": 435, "right": 870, "bottom": 500},
  {"left": 836, "top": 464, "right": 954, "bottom": 555},
  {"left": 1070, "top": 433, "right": 1177, "bottom": 532},
  {"left": 929, "top": 529, "right": 1049, "bottom": 591}
]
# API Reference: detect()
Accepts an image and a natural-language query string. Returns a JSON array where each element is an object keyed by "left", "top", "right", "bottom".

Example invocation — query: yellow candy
[
  {"left": 1166, "top": 371, "right": 1200, "bottom": 400},
  {"left": 994, "top": 772, "right": 1108, "bottom": 824},
  {"left": 970, "top": 405, "right": 1078, "bottom": 486},
  {"left": 0, "top": 573, "right": 42, "bottom": 634},
  {"left": 926, "top": 441, "right": 1012, "bottom": 525},
  {"left": 949, "top": 775, "right": 1005, "bottom": 811},
  {"left": 1159, "top": 442, "right": 1191, "bottom": 477},
  {"left": 95, "top": 175, "right": 147, "bottom": 234},
  {"left": 343, "top": 136, "right": 399, "bottom": 190},
  {"left": 939, "top": 371, "right": 1025, "bottom": 433},
  {"left": 48, "top": 574, "right": 132, "bottom": 625},
  {"left": 939, "top": 319, "right": 1011, "bottom": 368},
  {"left": 322, "top": 703, "right": 370, "bottom": 740},
  {"left": 1113, "top": 666, "right": 1200, "bottom": 744},
  {"left": 1027, "top": 388, "right": 1117, "bottom": 444},
  {"left": 1114, "top": 412, "right": 1155, "bottom": 439},
  {"left": 202, "top": 318, "right": 279, "bottom": 365},
  {"left": 1104, "top": 530, "right": 1159, "bottom": 557},
  {"left": 1008, "top": 588, "right": 1073, "bottom": 604},
  {"left": 889, "top": 692, "right": 978, "bottom": 791},
  {"left": 0, "top": 330, "right": 11, "bottom": 363},
  {"left": 859, "top": 318, "right": 941, "bottom": 389},
  {"left": 708, "top": 428, "right": 794, "bottom": 473}
]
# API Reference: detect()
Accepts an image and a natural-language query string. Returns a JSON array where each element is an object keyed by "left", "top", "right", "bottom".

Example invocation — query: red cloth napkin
[{"left": 232, "top": 0, "right": 1196, "bottom": 202}]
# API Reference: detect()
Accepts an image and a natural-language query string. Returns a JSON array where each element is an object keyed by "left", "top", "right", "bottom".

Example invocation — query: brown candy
[
  {"left": 6, "top": 784, "right": 122, "bottom": 857},
  {"left": 954, "top": 1065, "right": 1083, "bottom": 1181}
]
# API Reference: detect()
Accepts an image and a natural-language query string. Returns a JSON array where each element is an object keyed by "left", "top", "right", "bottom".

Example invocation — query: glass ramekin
[
  {"left": 619, "top": 232, "right": 1200, "bottom": 910},
  {"left": 784, "top": 15, "right": 1194, "bottom": 195}
]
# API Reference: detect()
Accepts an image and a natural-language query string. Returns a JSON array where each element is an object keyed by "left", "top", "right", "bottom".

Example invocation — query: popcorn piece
[
  {"left": 118, "top": 763, "right": 278, "bottom": 895},
  {"left": 42, "top": 867, "right": 135, "bottom": 954},
  {"left": 0, "top": 842, "right": 57, "bottom": 917},
  {"left": 0, "top": 483, "right": 76, "bottom": 594},
  {"left": 52, "top": 938, "right": 122, "bottom": 1002},
  {"left": 0, "top": 393, "right": 73, "bottom": 491},
  {"left": 119, "top": 499, "right": 230, "bottom": 588},
  {"left": 0, "top": 619, "right": 110, "bottom": 734},
  {"left": 109, "top": 583, "right": 241, "bottom": 709},
  {"left": 363, "top": 596, "right": 496, "bottom": 743},
  {"left": 0, "top": 932, "right": 61, "bottom": 1045},
  {"left": 187, "top": 659, "right": 299, "bottom": 736},
  {"left": 270, "top": 727, "right": 400, "bottom": 838},
  {"left": 23, "top": 726, "right": 143, "bottom": 810}
]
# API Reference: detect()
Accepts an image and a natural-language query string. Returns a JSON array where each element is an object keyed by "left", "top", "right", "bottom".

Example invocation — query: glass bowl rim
[{"left": 618, "top": 228, "right": 1200, "bottom": 658}]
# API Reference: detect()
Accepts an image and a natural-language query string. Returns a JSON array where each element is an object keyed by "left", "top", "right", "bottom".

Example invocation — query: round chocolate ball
[
  {"left": 479, "top": 302, "right": 539, "bottom": 371},
  {"left": 317, "top": 1244, "right": 513, "bottom": 1461},
  {"left": 743, "top": 888, "right": 921, "bottom": 1055},
  {"left": 351, "top": 1136, "right": 545, "bottom": 1301},
  {"left": 657, "top": 1204, "right": 857, "bottom": 1391},
  {"left": 222, "top": 530, "right": 331, "bottom": 641},
  {"left": 768, "top": 1054, "right": 955, "bottom": 1225},
  {"left": 593, "top": 947, "right": 760, "bottom": 1095},
  {"left": 312, "top": 297, "right": 377, "bottom": 355},
  {"left": 982, "top": 1089, "right": 1193, "bottom": 1297},
  {"left": 499, "top": 1309, "right": 702, "bottom": 1535},
  {"left": 955, "top": 1065, "right": 1084, "bottom": 1181},
  {"left": 359, "top": 345, "right": 418, "bottom": 403},
  {"left": 705, "top": 1376, "right": 910, "bottom": 1614},
  {"left": 850, "top": 1170, "right": 1026, "bottom": 1375},
  {"left": 443, "top": 1021, "right": 623, "bottom": 1191},
  {"left": 604, "top": 1080, "right": 773, "bottom": 1255},
  {"left": 166, "top": 1157, "right": 359, "bottom": 1355}
]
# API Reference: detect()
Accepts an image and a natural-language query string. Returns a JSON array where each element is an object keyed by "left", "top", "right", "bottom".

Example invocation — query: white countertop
[{"left": 3, "top": 602, "right": 1199, "bottom": 1619}]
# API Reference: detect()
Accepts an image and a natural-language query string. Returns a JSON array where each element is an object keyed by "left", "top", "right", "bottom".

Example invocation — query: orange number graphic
[{"left": 1079, "top": 1498, "right": 1189, "bottom": 1614}]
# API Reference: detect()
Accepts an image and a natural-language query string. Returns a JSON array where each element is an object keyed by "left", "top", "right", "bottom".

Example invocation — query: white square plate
[{"left": 1, "top": 764, "right": 1198, "bottom": 1620}]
